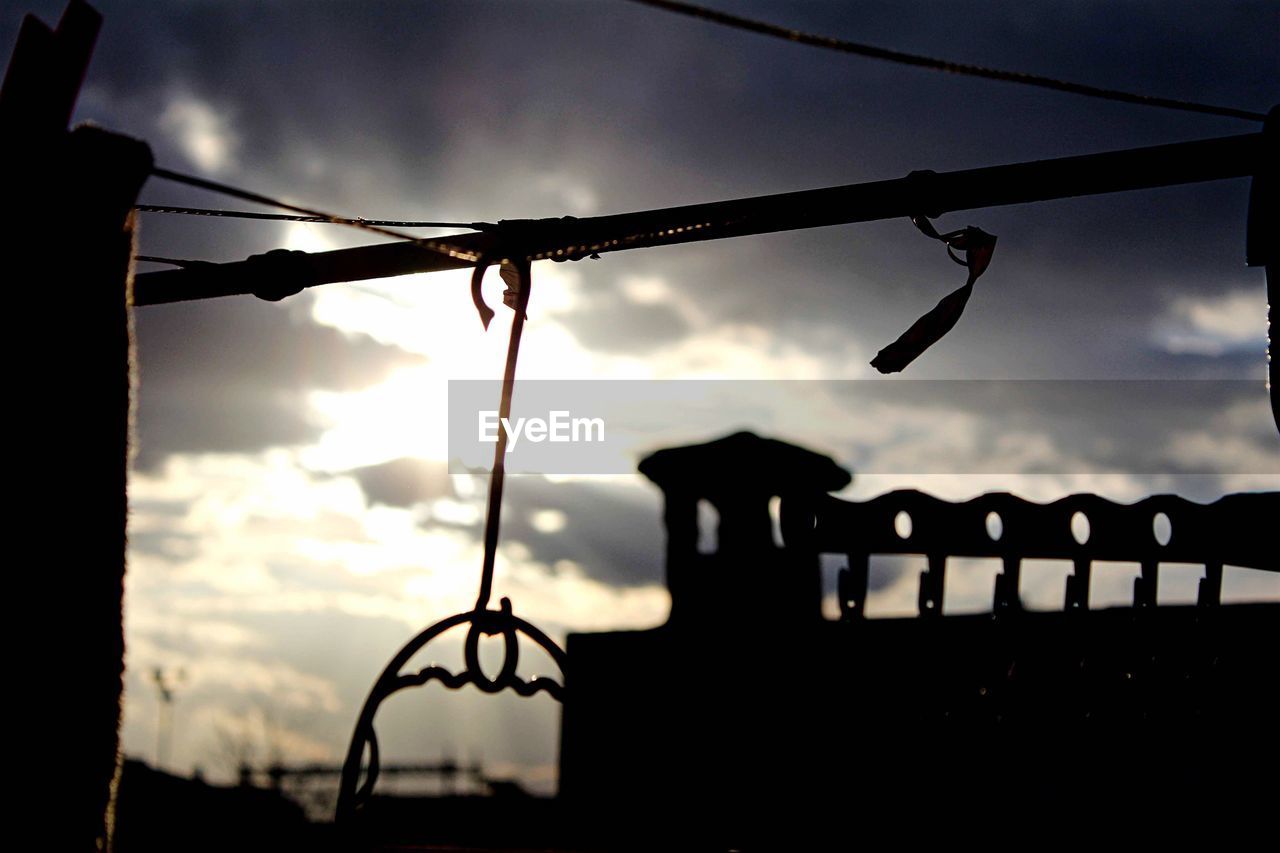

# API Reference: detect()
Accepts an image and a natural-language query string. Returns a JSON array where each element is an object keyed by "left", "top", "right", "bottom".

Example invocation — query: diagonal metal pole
[
  {"left": 134, "top": 130, "right": 1265, "bottom": 306},
  {"left": 133, "top": 122, "right": 1276, "bottom": 433}
]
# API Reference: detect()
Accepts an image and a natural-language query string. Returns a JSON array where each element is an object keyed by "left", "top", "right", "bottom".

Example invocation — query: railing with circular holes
[{"left": 782, "top": 490, "right": 1278, "bottom": 619}]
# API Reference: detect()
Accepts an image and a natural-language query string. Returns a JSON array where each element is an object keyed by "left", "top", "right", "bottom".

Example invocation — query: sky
[{"left": 3, "top": 0, "right": 1277, "bottom": 800}]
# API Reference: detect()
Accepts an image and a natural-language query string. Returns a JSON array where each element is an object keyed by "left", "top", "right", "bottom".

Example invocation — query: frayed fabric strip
[{"left": 870, "top": 217, "right": 997, "bottom": 374}]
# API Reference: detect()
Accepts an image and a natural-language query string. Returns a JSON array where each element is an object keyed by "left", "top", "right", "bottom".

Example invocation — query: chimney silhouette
[{"left": 638, "top": 431, "right": 851, "bottom": 626}]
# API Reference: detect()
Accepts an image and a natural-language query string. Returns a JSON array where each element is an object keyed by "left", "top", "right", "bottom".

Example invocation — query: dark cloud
[
  {"left": 821, "top": 379, "right": 1279, "bottom": 478},
  {"left": 498, "top": 476, "right": 665, "bottom": 588},
  {"left": 128, "top": 528, "right": 200, "bottom": 563},
  {"left": 132, "top": 293, "right": 423, "bottom": 468},
  {"left": 410, "top": 471, "right": 665, "bottom": 589},
  {"left": 552, "top": 277, "right": 692, "bottom": 354},
  {"left": 1133, "top": 347, "right": 1270, "bottom": 380},
  {"left": 350, "top": 457, "right": 455, "bottom": 508},
  {"left": 2, "top": 0, "right": 1269, "bottom": 382}
]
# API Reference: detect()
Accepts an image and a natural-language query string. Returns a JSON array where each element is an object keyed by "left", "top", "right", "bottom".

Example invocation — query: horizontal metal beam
[{"left": 134, "top": 131, "right": 1264, "bottom": 306}]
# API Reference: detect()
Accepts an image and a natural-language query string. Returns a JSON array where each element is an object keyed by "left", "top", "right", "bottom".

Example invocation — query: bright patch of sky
[
  {"left": 159, "top": 92, "right": 239, "bottom": 175},
  {"left": 1153, "top": 287, "right": 1268, "bottom": 356}
]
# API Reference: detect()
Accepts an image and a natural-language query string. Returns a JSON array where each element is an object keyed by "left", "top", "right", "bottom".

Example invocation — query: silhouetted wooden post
[{"left": 2, "top": 2, "right": 151, "bottom": 848}]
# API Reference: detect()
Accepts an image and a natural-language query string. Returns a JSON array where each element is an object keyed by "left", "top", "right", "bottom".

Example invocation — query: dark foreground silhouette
[{"left": 315, "top": 432, "right": 1278, "bottom": 849}]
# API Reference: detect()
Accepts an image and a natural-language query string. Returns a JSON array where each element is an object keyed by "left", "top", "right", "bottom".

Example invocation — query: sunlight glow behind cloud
[
  {"left": 1154, "top": 287, "right": 1268, "bottom": 356},
  {"left": 159, "top": 92, "right": 239, "bottom": 174}
]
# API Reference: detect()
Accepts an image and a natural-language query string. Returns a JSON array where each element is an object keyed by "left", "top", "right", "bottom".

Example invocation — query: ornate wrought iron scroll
[
  {"left": 334, "top": 598, "right": 566, "bottom": 820},
  {"left": 336, "top": 257, "right": 567, "bottom": 822}
]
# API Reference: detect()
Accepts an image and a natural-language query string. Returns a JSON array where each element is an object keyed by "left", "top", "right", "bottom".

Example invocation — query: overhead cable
[
  {"left": 135, "top": 203, "right": 493, "bottom": 230},
  {"left": 625, "top": 0, "right": 1268, "bottom": 122},
  {"left": 133, "top": 131, "right": 1265, "bottom": 306},
  {"left": 150, "top": 166, "right": 481, "bottom": 261},
  {"left": 134, "top": 255, "right": 209, "bottom": 267}
]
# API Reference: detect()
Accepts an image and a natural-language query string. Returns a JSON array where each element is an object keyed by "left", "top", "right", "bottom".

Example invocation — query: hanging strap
[
  {"left": 870, "top": 216, "right": 997, "bottom": 374},
  {"left": 474, "top": 257, "right": 533, "bottom": 610}
]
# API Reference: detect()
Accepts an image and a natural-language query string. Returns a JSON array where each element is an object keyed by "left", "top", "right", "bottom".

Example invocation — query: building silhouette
[{"left": 559, "top": 432, "right": 1277, "bottom": 846}]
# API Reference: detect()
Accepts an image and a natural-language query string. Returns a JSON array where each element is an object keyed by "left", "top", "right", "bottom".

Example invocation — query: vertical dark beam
[
  {"left": 1134, "top": 560, "right": 1159, "bottom": 608},
  {"left": 2, "top": 3, "right": 151, "bottom": 849},
  {"left": 0, "top": 2, "right": 98, "bottom": 138},
  {"left": 0, "top": 15, "right": 54, "bottom": 120},
  {"left": 917, "top": 554, "right": 945, "bottom": 617},
  {"left": 993, "top": 556, "right": 1022, "bottom": 615},
  {"left": 1269, "top": 257, "right": 1277, "bottom": 436},
  {"left": 838, "top": 554, "right": 869, "bottom": 621},
  {"left": 778, "top": 493, "right": 822, "bottom": 622},
  {"left": 1246, "top": 107, "right": 1277, "bottom": 433},
  {"left": 61, "top": 125, "right": 153, "bottom": 850},
  {"left": 1065, "top": 558, "right": 1091, "bottom": 611},
  {"left": 661, "top": 490, "right": 698, "bottom": 621},
  {"left": 1197, "top": 561, "right": 1223, "bottom": 608},
  {"left": 46, "top": 0, "right": 100, "bottom": 126}
]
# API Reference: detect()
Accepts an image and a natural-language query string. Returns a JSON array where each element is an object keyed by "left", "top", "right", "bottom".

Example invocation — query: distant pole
[
  {"left": 152, "top": 668, "right": 183, "bottom": 770},
  {"left": 156, "top": 685, "right": 169, "bottom": 769}
]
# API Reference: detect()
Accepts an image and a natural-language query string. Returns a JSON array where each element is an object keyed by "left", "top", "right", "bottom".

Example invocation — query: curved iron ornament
[
  {"left": 335, "top": 257, "right": 570, "bottom": 823},
  {"left": 335, "top": 597, "right": 566, "bottom": 821}
]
